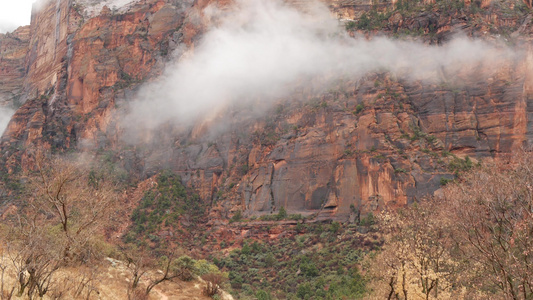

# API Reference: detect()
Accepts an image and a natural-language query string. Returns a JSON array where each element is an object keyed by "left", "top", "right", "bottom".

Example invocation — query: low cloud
[
  {"left": 77, "top": 0, "right": 140, "bottom": 18},
  {"left": 0, "top": 23, "right": 20, "bottom": 34},
  {"left": 0, "top": 107, "right": 15, "bottom": 136},
  {"left": 0, "top": 0, "right": 35, "bottom": 33},
  {"left": 123, "top": 0, "right": 519, "bottom": 138}
]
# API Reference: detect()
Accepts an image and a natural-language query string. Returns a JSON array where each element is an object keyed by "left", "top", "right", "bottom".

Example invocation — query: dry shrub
[
  {"left": 128, "top": 287, "right": 149, "bottom": 300},
  {"left": 202, "top": 272, "right": 227, "bottom": 297}
]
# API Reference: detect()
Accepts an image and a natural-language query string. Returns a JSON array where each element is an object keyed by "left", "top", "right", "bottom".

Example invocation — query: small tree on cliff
[{"left": 276, "top": 206, "right": 287, "bottom": 220}]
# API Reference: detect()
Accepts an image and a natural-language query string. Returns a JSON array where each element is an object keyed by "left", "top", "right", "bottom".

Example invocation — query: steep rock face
[
  {"left": 1, "top": 0, "right": 532, "bottom": 223},
  {"left": 2, "top": 0, "right": 79, "bottom": 152},
  {"left": 241, "top": 62, "right": 533, "bottom": 220},
  {"left": 0, "top": 26, "right": 30, "bottom": 107},
  {"left": 24, "top": 0, "right": 74, "bottom": 99},
  {"left": 66, "top": 0, "right": 183, "bottom": 139},
  {"left": 146, "top": 64, "right": 533, "bottom": 222},
  {"left": 1, "top": 0, "right": 192, "bottom": 159}
]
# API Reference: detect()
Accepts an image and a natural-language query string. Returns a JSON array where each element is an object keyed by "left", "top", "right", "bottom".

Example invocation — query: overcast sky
[{"left": 0, "top": 0, "right": 36, "bottom": 33}]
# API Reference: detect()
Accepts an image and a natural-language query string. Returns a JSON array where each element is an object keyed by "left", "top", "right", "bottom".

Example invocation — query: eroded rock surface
[{"left": 0, "top": 26, "right": 30, "bottom": 107}]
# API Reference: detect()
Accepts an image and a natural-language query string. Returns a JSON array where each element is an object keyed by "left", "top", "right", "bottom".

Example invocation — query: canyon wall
[
  {"left": 0, "top": 0, "right": 532, "bottom": 222},
  {"left": 0, "top": 26, "right": 30, "bottom": 107}
]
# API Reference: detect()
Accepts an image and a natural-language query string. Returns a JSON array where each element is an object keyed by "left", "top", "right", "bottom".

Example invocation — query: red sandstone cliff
[
  {"left": 0, "top": 0, "right": 532, "bottom": 222},
  {"left": 0, "top": 26, "right": 30, "bottom": 107}
]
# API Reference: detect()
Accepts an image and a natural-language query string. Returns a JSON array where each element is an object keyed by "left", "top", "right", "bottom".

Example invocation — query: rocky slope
[{"left": 0, "top": 0, "right": 532, "bottom": 225}]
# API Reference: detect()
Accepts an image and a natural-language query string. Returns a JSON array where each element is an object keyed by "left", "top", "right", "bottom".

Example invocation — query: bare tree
[
  {"left": 122, "top": 247, "right": 151, "bottom": 293},
  {"left": 370, "top": 201, "right": 459, "bottom": 300},
  {"left": 29, "top": 152, "right": 117, "bottom": 262},
  {"left": 0, "top": 151, "right": 119, "bottom": 299},
  {"left": 372, "top": 150, "right": 533, "bottom": 299},
  {"left": 443, "top": 152, "right": 533, "bottom": 299},
  {"left": 5, "top": 220, "right": 62, "bottom": 299},
  {"left": 122, "top": 247, "right": 180, "bottom": 299},
  {"left": 145, "top": 254, "right": 180, "bottom": 295},
  {"left": 0, "top": 253, "right": 14, "bottom": 300},
  {"left": 46, "top": 265, "right": 101, "bottom": 300}
]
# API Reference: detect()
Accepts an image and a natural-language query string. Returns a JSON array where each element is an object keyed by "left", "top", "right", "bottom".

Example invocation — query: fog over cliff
[
  {"left": 123, "top": 0, "right": 518, "bottom": 136},
  {"left": 0, "top": 1, "right": 34, "bottom": 33},
  {"left": 0, "top": 108, "right": 15, "bottom": 135}
]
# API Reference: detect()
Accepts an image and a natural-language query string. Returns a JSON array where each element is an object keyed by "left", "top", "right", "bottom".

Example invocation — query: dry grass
[{"left": 0, "top": 253, "right": 225, "bottom": 300}]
